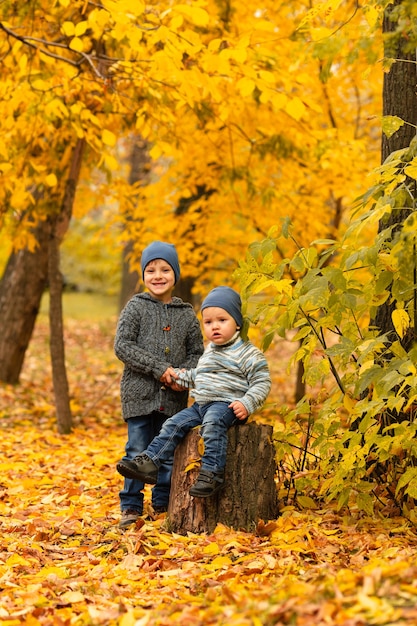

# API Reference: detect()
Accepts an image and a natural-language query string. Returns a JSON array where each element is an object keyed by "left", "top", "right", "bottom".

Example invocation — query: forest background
[{"left": 3, "top": 0, "right": 417, "bottom": 624}]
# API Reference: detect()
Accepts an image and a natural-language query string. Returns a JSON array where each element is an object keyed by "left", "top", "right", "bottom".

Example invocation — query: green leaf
[
  {"left": 356, "top": 492, "right": 374, "bottom": 516},
  {"left": 280, "top": 216, "right": 292, "bottom": 238},
  {"left": 381, "top": 115, "right": 405, "bottom": 139},
  {"left": 296, "top": 495, "right": 318, "bottom": 509},
  {"left": 396, "top": 467, "right": 417, "bottom": 495}
]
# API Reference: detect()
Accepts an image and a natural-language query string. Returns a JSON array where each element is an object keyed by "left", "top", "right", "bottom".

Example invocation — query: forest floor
[{"left": 1, "top": 313, "right": 417, "bottom": 625}]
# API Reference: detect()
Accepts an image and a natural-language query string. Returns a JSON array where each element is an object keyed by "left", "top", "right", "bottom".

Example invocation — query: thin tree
[{"left": 48, "top": 138, "right": 85, "bottom": 434}]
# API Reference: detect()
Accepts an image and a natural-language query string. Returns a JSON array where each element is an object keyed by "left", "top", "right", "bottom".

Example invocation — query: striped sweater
[{"left": 175, "top": 333, "right": 271, "bottom": 416}]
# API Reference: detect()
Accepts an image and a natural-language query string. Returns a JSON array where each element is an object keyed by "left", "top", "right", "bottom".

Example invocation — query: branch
[
  {"left": 0, "top": 22, "right": 79, "bottom": 68},
  {"left": 0, "top": 22, "right": 115, "bottom": 80}
]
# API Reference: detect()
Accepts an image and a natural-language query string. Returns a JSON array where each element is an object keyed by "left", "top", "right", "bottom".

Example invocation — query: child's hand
[
  {"left": 170, "top": 381, "right": 188, "bottom": 392},
  {"left": 160, "top": 367, "right": 179, "bottom": 385},
  {"left": 229, "top": 400, "right": 248, "bottom": 421}
]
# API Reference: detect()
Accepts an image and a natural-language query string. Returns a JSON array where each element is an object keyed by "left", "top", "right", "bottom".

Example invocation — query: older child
[
  {"left": 117, "top": 286, "right": 271, "bottom": 498},
  {"left": 115, "top": 241, "right": 204, "bottom": 527}
]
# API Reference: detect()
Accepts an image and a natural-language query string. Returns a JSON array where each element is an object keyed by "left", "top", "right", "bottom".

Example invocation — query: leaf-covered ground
[{"left": 2, "top": 317, "right": 417, "bottom": 625}]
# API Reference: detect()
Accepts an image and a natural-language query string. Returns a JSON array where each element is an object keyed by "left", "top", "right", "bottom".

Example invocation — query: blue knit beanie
[
  {"left": 201, "top": 286, "right": 243, "bottom": 328},
  {"left": 141, "top": 241, "right": 180, "bottom": 284}
]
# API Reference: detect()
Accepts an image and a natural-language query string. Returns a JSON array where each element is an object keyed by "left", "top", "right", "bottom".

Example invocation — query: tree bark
[
  {"left": 167, "top": 422, "right": 278, "bottom": 535},
  {"left": 48, "top": 232, "right": 72, "bottom": 434},
  {"left": 119, "top": 136, "right": 151, "bottom": 311},
  {"left": 381, "top": 0, "right": 417, "bottom": 165},
  {"left": 374, "top": 0, "right": 417, "bottom": 341},
  {"left": 0, "top": 218, "right": 51, "bottom": 384},
  {"left": 48, "top": 138, "right": 85, "bottom": 433},
  {"left": 173, "top": 275, "right": 197, "bottom": 307}
]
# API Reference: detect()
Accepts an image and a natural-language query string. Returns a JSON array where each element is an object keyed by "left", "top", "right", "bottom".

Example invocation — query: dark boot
[
  {"left": 116, "top": 454, "right": 158, "bottom": 483},
  {"left": 189, "top": 469, "right": 224, "bottom": 497}
]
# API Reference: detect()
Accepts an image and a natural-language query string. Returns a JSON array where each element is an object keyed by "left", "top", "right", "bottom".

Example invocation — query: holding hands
[{"left": 160, "top": 367, "right": 187, "bottom": 391}]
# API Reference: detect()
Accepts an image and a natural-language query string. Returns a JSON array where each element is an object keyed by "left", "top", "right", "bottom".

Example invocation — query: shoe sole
[
  {"left": 116, "top": 461, "right": 158, "bottom": 484},
  {"left": 189, "top": 483, "right": 224, "bottom": 498},
  {"left": 119, "top": 519, "right": 139, "bottom": 529}
]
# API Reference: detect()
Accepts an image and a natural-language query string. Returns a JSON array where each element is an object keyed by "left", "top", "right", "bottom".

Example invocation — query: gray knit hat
[
  {"left": 201, "top": 286, "right": 243, "bottom": 327},
  {"left": 141, "top": 241, "right": 180, "bottom": 283}
]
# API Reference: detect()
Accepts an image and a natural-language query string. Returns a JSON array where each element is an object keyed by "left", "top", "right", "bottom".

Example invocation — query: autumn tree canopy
[{"left": 0, "top": 0, "right": 383, "bottom": 292}]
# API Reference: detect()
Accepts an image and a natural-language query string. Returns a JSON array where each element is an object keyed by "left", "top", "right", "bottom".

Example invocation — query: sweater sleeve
[
  {"left": 174, "top": 367, "right": 197, "bottom": 389},
  {"left": 237, "top": 344, "right": 272, "bottom": 415}
]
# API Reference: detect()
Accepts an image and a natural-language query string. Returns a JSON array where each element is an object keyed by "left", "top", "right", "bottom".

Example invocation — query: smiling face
[
  {"left": 202, "top": 306, "right": 239, "bottom": 345},
  {"left": 143, "top": 259, "right": 176, "bottom": 303}
]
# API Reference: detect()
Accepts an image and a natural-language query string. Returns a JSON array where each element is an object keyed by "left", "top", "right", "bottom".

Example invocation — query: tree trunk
[
  {"left": 167, "top": 422, "right": 278, "bottom": 535},
  {"left": 174, "top": 275, "right": 197, "bottom": 307},
  {"left": 119, "top": 136, "right": 151, "bottom": 311},
  {"left": 374, "top": 0, "right": 417, "bottom": 340},
  {"left": 119, "top": 239, "right": 141, "bottom": 311},
  {"left": 0, "top": 218, "right": 51, "bottom": 384},
  {"left": 48, "top": 138, "right": 85, "bottom": 433},
  {"left": 381, "top": 0, "right": 417, "bottom": 165},
  {"left": 48, "top": 232, "right": 72, "bottom": 434}
]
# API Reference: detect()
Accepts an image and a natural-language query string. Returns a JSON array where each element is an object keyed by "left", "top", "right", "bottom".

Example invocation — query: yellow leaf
[
  {"left": 19, "top": 53, "right": 27, "bottom": 73},
  {"left": 184, "top": 459, "right": 200, "bottom": 472},
  {"left": 404, "top": 162, "right": 417, "bottom": 180},
  {"left": 208, "top": 555, "right": 232, "bottom": 570},
  {"left": 6, "top": 554, "right": 31, "bottom": 567},
  {"left": 253, "top": 19, "right": 277, "bottom": 32},
  {"left": 75, "top": 21, "right": 89, "bottom": 36},
  {"left": 61, "top": 21, "right": 75, "bottom": 36},
  {"left": 202, "top": 542, "right": 219, "bottom": 555},
  {"left": 221, "top": 47, "right": 247, "bottom": 63},
  {"left": 102, "top": 0, "right": 145, "bottom": 18},
  {"left": 103, "top": 153, "right": 119, "bottom": 171},
  {"left": 102, "top": 129, "right": 117, "bottom": 147},
  {"left": 45, "top": 98, "right": 69, "bottom": 119},
  {"left": 310, "top": 27, "right": 333, "bottom": 41},
  {"left": 285, "top": 97, "right": 306, "bottom": 121},
  {"left": 150, "top": 144, "right": 162, "bottom": 160},
  {"left": 174, "top": 5, "right": 209, "bottom": 27},
  {"left": 392, "top": 309, "right": 410, "bottom": 339},
  {"left": 364, "top": 6, "right": 381, "bottom": 28},
  {"left": 69, "top": 37, "right": 84, "bottom": 52},
  {"left": 38, "top": 566, "right": 70, "bottom": 579},
  {"left": 197, "top": 437, "right": 205, "bottom": 456},
  {"left": 343, "top": 394, "right": 356, "bottom": 413},
  {"left": 258, "top": 70, "right": 275, "bottom": 84},
  {"left": 170, "top": 15, "right": 184, "bottom": 29},
  {"left": 31, "top": 79, "right": 50, "bottom": 91},
  {"left": 58, "top": 591, "right": 85, "bottom": 604},
  {"left": 237, "top": 77, "right": 255, "bottom": 97},
  {"left": 119, "top": 611, "right": 137, "bottom": 626},
  {"left": 271, "top": 92, "right": 288, "bottom": 110},
  {"left": 45, "top": 173, "right": 58, "bottom": 187}
]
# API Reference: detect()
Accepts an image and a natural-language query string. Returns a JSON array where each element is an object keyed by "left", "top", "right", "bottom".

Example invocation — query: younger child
[
  {"left": 115, "top": 241, "right": 204, "bottom": 527},
  {"left": 116, "top": 286, "right": 271, "bottom": 498}
]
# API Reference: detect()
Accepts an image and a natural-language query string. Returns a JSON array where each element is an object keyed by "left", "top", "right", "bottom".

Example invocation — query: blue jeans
[
  {"left": 119, "top": 412, "right": 173, "bottom": 513},
  {"left": 146, "top": 402, "right": 239, "bottom": 474}
]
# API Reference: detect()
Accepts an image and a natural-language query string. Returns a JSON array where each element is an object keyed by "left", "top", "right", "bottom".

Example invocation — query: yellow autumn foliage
[{"left": 0, "top": 0, "right": 383, "bottom": 292}]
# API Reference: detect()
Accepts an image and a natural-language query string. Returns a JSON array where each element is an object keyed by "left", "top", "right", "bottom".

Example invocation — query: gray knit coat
[{"left": 114, "top": 293, "right": 204, "bottom": 420}]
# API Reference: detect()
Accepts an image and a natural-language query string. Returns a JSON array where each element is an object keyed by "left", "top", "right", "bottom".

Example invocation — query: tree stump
[{"left": 167, "top": 422, "right": 278, "bottom": 535}]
